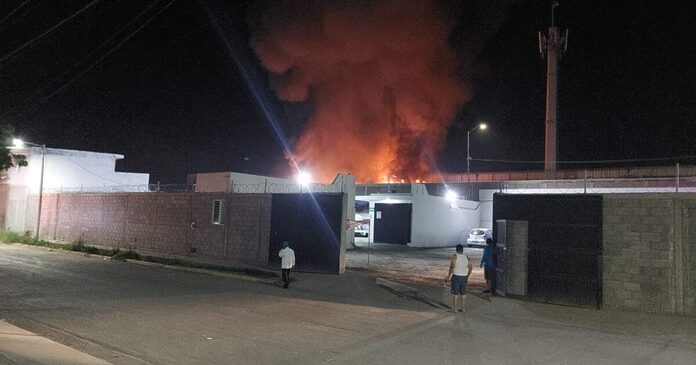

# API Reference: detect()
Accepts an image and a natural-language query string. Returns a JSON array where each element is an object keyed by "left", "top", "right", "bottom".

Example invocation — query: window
[{"left": 212, "top": 200, "right": 224, "bottom": 225}]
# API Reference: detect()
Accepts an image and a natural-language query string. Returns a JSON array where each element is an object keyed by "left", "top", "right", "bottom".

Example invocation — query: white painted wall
[
  {"left": 410, "top": 188, "right": 481, "bottom": 247},
  {"left": 3, "top": 147, "right": 149, "bottom": 231},
  {"left": 7, "top": 147, "right": 149, "bottom": 192},
  {"left": 478, "top": 189, "right": 495, "bottom": 229}
]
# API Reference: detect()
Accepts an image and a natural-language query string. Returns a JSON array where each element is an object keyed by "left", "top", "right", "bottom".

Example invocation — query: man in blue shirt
[{"left": 480, "top": 238, "right": 495, "bottom": 294}]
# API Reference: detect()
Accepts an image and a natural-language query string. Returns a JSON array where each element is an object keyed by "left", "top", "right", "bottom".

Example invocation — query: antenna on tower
[{"left": 540, "top": 1, "right": 568, "bottom": 175}]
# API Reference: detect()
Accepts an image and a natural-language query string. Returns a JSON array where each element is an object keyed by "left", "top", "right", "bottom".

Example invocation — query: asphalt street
[{"left": 1, "top": 244, "right": 695, "bottom": 365}]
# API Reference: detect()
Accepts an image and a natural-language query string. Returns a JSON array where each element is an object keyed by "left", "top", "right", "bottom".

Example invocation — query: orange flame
[{"left": 252, "top": 0, "right": 470, "bottom": 183}]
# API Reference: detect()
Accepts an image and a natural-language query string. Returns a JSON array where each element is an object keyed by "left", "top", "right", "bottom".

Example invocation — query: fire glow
[{"left": 251, "top": 0, "right": 469, "bottom": 183}]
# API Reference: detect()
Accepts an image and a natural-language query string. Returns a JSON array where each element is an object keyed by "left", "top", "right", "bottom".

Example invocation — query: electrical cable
[
  {"left": 0, "top": 0, "right": 31, "bottom": 28},
  {"left": 0, "top": 0, "right": 163, "bottom": 120},
  {"left": 3, "top": 1, "right": 242, "bottom": 120},
  {"left": 38, "top": 0, "right": 177, "bottom": 103},
  {"left": 54, "top": 150, "right": 129, "bottom": 185},
  {"left": 0, "top": 0, "right": 104, "bottom": 66}
]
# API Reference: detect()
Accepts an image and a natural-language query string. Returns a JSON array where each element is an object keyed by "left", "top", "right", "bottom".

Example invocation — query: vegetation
[
  {"left": 0, "top": 230, "right": 274, "bottom": 279},
  {"left": 0, "top": 230, "right": 138, "bottom": 259},
  {"left": 0, "top": 125, "right": 28, "bottom": 171}
]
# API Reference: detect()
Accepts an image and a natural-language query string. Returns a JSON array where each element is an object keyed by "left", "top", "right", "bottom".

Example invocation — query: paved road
[{"left": 2, "top": 244, "right": 696, "bottom": 365}]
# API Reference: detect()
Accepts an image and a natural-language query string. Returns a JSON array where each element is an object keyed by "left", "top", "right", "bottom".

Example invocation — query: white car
[
  {"left": 466, "top": 228, "right": 492, "bottom": 247},
  {"left": 354, "top": 229, "right": 369, "bottom": 237}
]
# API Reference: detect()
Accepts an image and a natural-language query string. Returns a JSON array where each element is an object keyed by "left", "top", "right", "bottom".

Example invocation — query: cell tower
[{"left": 538, "top": 1, "right": 568, "bottom": 176}]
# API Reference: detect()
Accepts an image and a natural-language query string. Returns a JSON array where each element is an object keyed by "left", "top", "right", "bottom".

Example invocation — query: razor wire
[
  {"left": 43, "top": 184, "right": 195, "bottom": 194},
  {"left": 230, "top": 182, "right": 345, "bottom": 194}
]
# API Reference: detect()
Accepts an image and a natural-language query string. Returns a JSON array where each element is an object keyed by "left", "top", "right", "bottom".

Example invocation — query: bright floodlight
[
  {"left": 297, "top": 171, "right": 311, "bottom": 186},
  {"left": 12, "top": 138, "right": 24, "bottom": 148},
  {"left": 479, "top": 123, "right": 488, "bottom": 130},
  {"left": 445, "top": 190, "right": 458, "bottom": 202}
]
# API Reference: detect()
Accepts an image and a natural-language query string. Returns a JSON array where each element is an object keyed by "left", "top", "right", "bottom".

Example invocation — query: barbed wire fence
[
  {"left": 44, "top": 184, "right": 195, "bottom": 194},
  {"left": 501, "top": 176, "right": 696, "bottom": 194},
  {"left": 42, "top": 178, "right": 349, "bottom": 194}
]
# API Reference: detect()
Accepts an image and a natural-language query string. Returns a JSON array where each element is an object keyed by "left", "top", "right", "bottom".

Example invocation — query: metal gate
[
  {"left": 493, "top": 194, "right": 603, "bottom": 308},
  {"left": 495, "top": 219, "right": 507, "bottom": 296},
  {"left": 373, "top": 203, "right": 412, "bottom": 245},
  {"left": 268, "top": 193, "right": 344, "bottom": 274}
]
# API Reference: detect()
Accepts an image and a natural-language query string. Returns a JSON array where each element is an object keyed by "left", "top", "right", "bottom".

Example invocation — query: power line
[
  {"left": 55, "top": 150, "right": 127, "bottom": 185},
  {"left": 0, "top": 0, "right": 164, "bottom": 120},
  {"left": 0, "top": 0, "right": 31, "bottom": 28},
  {"left": 0, "top": 0, "right": 104, "bottom": 66},
  {"left": 3, "top": 1, "right": 243, "bottom": 121},
  {"left": 38, "top": 0, "right": 178, "bottom": 103}
]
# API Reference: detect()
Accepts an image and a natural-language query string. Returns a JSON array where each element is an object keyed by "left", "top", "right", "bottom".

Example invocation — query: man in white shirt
[
  {"left": 446, "top": 244, "right": 473, "bottom": 312},
  {"left": 278, "top": 241, "right": 296, "bottom": 289}
]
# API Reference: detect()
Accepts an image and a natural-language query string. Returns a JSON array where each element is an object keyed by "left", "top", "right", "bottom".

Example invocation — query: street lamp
[
  {"left": 466, "top": 123, "right": 488, "bottom": 197},
  {"left": 12, "top": 139, "right": 46, "bottom": 239}
]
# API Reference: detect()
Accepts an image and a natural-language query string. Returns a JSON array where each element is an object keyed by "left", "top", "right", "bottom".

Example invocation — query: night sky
[{"left": 1, "top": 0, "right": 695, "bottom": 183}]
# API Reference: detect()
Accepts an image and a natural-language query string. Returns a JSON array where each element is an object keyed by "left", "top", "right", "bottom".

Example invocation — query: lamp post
[
  {"left": 466, "top": 123, "right": 488, "bottom": 178},
  {"left": 466, "top": 123, "right": 488, "bottom": 193},
  {"left": 12, "top": 139, "right": 46, "bottom": 239}
]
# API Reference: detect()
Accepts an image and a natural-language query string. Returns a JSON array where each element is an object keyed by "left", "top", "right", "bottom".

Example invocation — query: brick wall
[
  {"left": 26, "top": 192, "right": 273, "bottom": 267},
  {"left": 603, "top": 194, "right": 696, "bottom": 316}
]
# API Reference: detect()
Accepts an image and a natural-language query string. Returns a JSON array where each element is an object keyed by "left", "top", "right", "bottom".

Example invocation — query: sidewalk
[{"left": 0, "top": 320, "right": 111, "bottom": 365}]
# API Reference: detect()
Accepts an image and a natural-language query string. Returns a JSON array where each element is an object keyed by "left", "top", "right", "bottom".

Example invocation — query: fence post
[
  {"left": 584, "top": 169, "right": 588, "bottom": 194},
  {"left": 264, "top": 179, "right": 268, "bottom": 193},
  {"left": 157, "top": 181, "right": 161, "bottom": 192},
  {"left": 676, "top": 163, "right": 680, "bottom": 193}
]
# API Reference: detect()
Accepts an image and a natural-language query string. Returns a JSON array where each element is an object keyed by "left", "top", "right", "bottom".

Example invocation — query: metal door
[
  {"left": 495, "top": 219, "right": 507, "bottom": 296},
  {"left": 268, "top": 193, "right": 343, "bottom": 274},
  {"left": 493, "top": 194, "right": 603, "bottom": 308},
  {"left": 373, "top": 203, "right": 412, "bottom": 245}
]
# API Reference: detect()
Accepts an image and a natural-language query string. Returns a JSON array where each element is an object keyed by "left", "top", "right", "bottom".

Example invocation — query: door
[
  {"left": 373, "top": 203, "right": 412, "bottom": 245},
  {"left": 268, "top": 193, "right": 344, "bottom": 274},
  {"left": 493, "top": 194, "right": 603, "bottom": 308},
  {"left": 495, "top": 219, "right": 507, "bottom": 296}
]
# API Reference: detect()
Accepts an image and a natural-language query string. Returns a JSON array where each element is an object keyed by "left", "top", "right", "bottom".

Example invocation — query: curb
[
  {"left": 124, "top": 259, "right": 277, "bottom": 284},
  {"left": 2, "top": 242, "right": 277, "bottom": 285}
]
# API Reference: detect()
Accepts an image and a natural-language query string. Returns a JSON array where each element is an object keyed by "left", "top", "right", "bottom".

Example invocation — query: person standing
[
  {"left": 278, "top": 241, "right": 295, "bottom": 289},
  {"left": 481, "top": 238, "right": 496, "bottom": 294},
  {"left": 446, "top": 244, "right": 472, "bottom": 312}
]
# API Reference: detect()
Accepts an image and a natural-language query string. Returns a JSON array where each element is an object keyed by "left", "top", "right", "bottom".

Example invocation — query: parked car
[
  {"left": 466, "top": 228, "right": 492, "bottom": 247},
  {"left": 354, "top": 229, "right": 369, "bottom": 237}
]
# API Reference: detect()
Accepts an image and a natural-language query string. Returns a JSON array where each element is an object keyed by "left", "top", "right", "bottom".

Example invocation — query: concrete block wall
[
  {"left": 25, "top": 192, "right": 273, "bottom": 268},
  {"left": 687, "top": 209, "right": 696, "bottom": 314},
  {"left": 603, "top": 194, "right": 696, "bottom": 316},
  {"left": 505, "top": 220, "right": 528, "bottom": 296}
]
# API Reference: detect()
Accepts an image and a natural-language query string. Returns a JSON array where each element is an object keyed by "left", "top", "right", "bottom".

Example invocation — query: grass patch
[
  {"left": 0, "top": 230, "right": 272, "bottom": 280},
  {"left": 111, "top": 249, "right": 140, "bottom": 261},
  {"left": 0, "top": 230, "right": 128, "bottom": 258}
]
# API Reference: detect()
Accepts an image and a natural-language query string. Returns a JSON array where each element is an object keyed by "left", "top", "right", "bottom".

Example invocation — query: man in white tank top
[{"left": 446, "top": 244, "right": 472, "bottom": 312}]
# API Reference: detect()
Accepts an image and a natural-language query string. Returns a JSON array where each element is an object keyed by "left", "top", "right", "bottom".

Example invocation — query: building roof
[{"left": 13, "top": 147, "right": 124, "bottom": 160}]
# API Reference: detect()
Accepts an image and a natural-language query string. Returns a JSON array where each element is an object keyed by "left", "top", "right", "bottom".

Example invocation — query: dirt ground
[{"left": 346, "top": 240, "right": 487, "bottom": 291}]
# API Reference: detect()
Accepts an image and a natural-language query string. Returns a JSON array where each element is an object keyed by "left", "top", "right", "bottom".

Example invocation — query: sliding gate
[{"left": 493, "top": 194, "right": 603, "bottom": 308}]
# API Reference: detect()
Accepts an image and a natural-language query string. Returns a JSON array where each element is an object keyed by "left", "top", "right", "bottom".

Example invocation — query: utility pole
[
  {"left": 539, "top": 1, "right": 568, "bottom": 177},
  {"left": 35, "top": 144, "right": 46, "bottom": 239}
]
